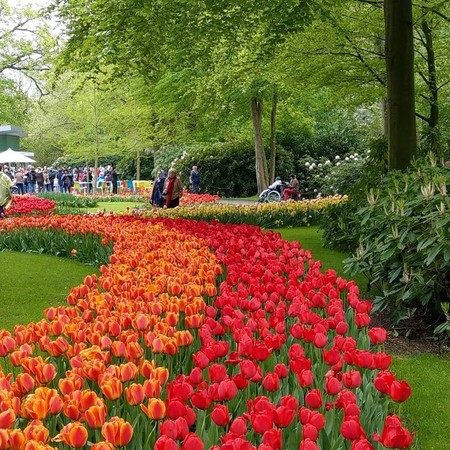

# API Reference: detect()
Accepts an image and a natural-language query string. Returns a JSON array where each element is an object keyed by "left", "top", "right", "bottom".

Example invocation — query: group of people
[
  {"left": 150, "top": 165, "right": 200, "bottom": 209},
  {"left": 1, "top": 164, "right": 119, "bottom": 195}
]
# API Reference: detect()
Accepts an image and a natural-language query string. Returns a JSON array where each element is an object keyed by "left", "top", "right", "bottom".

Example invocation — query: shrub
[
  {"left": 320, "top": 137, "right": 388, "bottom": 250},
  {"left": 344, "top": 155, "right": 450, "bottom": 325}
]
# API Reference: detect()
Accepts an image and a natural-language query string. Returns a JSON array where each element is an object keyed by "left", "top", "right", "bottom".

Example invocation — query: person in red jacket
[
  {"left": 163, "top": 168, "right": 183, "bottom": 208},
  {"left": 283, "top": 174, "right": 300, "bottom": 200}
]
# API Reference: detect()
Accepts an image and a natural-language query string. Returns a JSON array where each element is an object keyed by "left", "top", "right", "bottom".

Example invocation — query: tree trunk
[
  {"left": 419, "top": 19, "right": 442, "bottom": 157},
  {"left": 269, "top": 92, "right": 277, "bottom": 183},
  {"left": 251, "top": 96, "right": 269, "bottom": 193},
  {"left": 384, "top": 0, "right": 417, "bottom": 170},
  {"left": 136, "top": 148, "right": 141, "bottom": 181}
]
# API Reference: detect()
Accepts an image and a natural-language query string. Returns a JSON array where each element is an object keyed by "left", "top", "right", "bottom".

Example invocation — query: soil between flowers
[{"left": 370, "top": 310, "right": 444, "bottom": 356}]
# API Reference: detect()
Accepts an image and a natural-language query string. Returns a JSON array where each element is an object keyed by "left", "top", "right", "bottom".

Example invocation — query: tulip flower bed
[
  {"left": 0, "top": 214, "right": 413, "bottom": 449},
  {"left": 142, "top": 195, "right": 347, "bottom": 228},
  {"left": 5, "top": 195, "right": 56, "bottom": 216}
]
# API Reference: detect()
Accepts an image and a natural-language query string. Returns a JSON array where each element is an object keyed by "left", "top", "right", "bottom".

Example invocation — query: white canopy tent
[{"left": 0, "top": 148, "right": 36, "bottom": 164}]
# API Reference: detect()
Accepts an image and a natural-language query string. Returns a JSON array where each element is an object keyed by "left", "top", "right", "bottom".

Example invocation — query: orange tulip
[
  {"left": 139, "top": 359, "right": 156, "bottom": 378},
  {"left": 34, "top": 363, "right": 57, "bottom": 385},
  {"left": 125, "top": 341, "right": 144, "bottom": 361},
  {"left": 0, "top": 409, "right": 16, "bottom": 429},
  {"left": 119, "top": 362, "right": 138, "bottom": 382},
  {"left": 125, "top": 383, "right": 146, "bottom": 405},
  {"left": 141, "top": 398, "right": 166, "bottom": 420},
  {"left": 164, "top": 339, "right": 178, "bottom": 356},
  {"left": 99, "top": 376, "right": 123, "bottom": 401},
  {"left": 143, "top": 379, "right": 161, "bottom": 398},
  {"left": 20, "top": 397, "right": 48, "bottom": 420},
  {"left": 9, "top": 428, "right": 25, "bottom": 450},
  {"left": 0, "top": 429, "right": 8, "bottom": 449},
  {"left": 85, "top": 404, "right": 107, "bottom": 429},
  {"left": 153, "top": 367, "right": 170, "bottom": 385},
  {"left": 58, "top": 372, "right": 84, "bottom": 395},
  {"left": 14, "top": 372, "right": 35, "bottom": 395},
  {"left": 101, "top": 417, "right": 133, "bottom": 447},
  {"left": 23, "top": 442, "right": 58, "bottom": 450},
  {"left": 23, "top": 419, "right": 49, "bottom": 443},
  {"left": 53, "top": 422, "right": 88, "bottom": 448},
  {"left": 111, "top": 341, "right": 126, "bottom": 357},
  {"left": 151, "top": 337, "right": 165, "bottom": 353},
  {"left": 91, "top": 442, "right": 115, "bottom": 450}
]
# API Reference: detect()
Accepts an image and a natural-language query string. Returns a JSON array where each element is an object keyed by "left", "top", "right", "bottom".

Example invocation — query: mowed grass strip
[
  {"left": 0, "top": 251, "right": 99, "bottom": 331},
  {"left": 85, "top": 201, "right": 145, "bottom": 213}
]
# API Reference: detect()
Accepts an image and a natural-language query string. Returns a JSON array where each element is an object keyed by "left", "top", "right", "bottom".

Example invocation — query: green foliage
[
  {"left": 320, "top": 136, "right": 388, "bottom": 250},
  {"left": 118, "top": 152, "right": 154, "bottom": 180},
  {"left": 0, "top": 227, "right": 113, "bottom": 266},
  {"left": 344, "top": 155, "right": 450, "bottom": 325},
  {"left": 37, "top": 192, "right": 98, "bottom": 213},
  {"left": 320, "top": 201, "right": 360, "bottom": 252}
]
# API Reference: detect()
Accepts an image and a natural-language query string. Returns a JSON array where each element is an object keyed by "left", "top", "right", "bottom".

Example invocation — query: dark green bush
[
  {"left": 320, "top": 201, "right": 360, "bottom": 252},
  {"left": 168, "top": 141, "right": 295, "bottom": 197},
  {"left": 344, "top": 155, "right": 450, "bottom": 325}
]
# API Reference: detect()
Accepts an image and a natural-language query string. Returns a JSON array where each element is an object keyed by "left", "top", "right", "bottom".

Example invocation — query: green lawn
[
  {"left": 85, "top": 201, "right": 145, "bottom": 213},
  {"left": 0, "top": 252, "right": 98, "bottom": 331},
  {"left": 0, "top": 225, "right": 448, "bottom": 449}
]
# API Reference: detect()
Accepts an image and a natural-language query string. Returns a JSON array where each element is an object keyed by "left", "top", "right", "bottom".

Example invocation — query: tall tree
[
  {"left": 53, "top": 0, "right": 320, "bottom": 192},
  {"left": 384, "top": 0, "right": 417, "bottom": 170}
]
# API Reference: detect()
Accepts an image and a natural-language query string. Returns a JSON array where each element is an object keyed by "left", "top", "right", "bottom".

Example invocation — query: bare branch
[{"left": 415, "top": 111, "right": 431, "bottom": 124}]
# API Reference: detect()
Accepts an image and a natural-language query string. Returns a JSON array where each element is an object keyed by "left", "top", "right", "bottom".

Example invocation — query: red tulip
[
  {"left": 341, "top": 416, "right": 366, "bottom": 441},
  {"left": 351, "top": 438, "right": 375, "bottom": 449},
  {"left": 302, "top": 423, "right": 319, "bottom": 441},
  {"left": 155, "top": 435, "right": 179, "bottom": 450},
  {"left": 325, "top": 375, "right": 342, "bottom": 395},
  {"left": 388, "top": 380, "right": 412, "bottom": 403},
  {"left": 368, "top": 327, "right": 387, "bottom": 345},
  {"left": 262, "top": 372, "right": 280, "bottom": 392},
  {"left": 262, "top": 428, "right": 282, "bottom": 450},
  {"left": 342, "top": 370, "right": 362, "bottom": 389},
  {"left": 211, "top": 404, "right": 230, "bottom": 427},
  {"left": 166, "top": 400, "right": 186, "bottom": 419},
  {"left": 182, "top": 432, "right": 204, "bottom": 450},
  {"left": 372, "top": 415, "right": 414, "bottom": 448},
  {"left": 230, "top": 416, "right": 247, "bottom": 435},
  {"left": 299, "top": 439, "right": 319, "bottom": 450},
  {"left": 305, "top": 389, "right": 322, "bottom": 409}
]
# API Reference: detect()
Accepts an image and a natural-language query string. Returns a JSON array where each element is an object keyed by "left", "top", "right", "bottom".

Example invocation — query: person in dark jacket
[
  {"left": 151, "top": 169, "right": 166, "bottom": 207},
  {"left": 189, "top": 165, "right": 200, "bottom": 193}
]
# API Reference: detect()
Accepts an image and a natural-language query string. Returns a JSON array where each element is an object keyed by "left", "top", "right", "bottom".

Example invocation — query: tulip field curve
[{"left": 0, "top": 213, "right": 414, "bottom": 449}]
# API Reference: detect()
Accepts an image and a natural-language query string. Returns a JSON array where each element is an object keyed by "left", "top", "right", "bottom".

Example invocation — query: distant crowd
[{"left": 4, "top": 165, "right": 118, "bottom": 194}]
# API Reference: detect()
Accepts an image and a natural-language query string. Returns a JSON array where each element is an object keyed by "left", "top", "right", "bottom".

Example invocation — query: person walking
[
  {"left": 151, "top": 169, "right": 166, "bottom": 207},
  {"left": 189, "top": 165, "right": 200, "bottom": 193},
  {"left": 0, "top": 164, "right": 13, "bottom": 218},
  {"left": 14, "top": 169, "right": 25, "bottom": 195},
  {"left": 111, "top": 165, "right": 118, "bottom": 194},
  {"left": 163, "top": 168, "right": 183, "bottom": 208}
]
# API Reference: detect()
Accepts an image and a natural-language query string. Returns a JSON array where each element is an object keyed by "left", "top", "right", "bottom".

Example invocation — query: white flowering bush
[{"left": 298, "top": 151, "right": 369, "bottom": 197}]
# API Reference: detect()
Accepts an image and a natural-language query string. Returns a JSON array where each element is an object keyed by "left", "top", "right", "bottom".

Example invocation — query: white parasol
[{"left": 0, "top": 148, "right": 36, "bottom": 164}]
